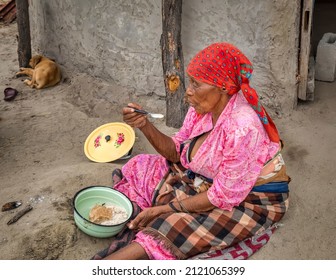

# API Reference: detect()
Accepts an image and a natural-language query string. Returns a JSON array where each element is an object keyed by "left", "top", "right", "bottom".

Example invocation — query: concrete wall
[{"left": 29, "top": 0, "right": 300, "bottom": 116}]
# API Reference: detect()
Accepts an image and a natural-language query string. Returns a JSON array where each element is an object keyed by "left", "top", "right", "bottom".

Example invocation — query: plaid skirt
[{"left": 140, "top": 180, "right": 289, "bottom": 259}]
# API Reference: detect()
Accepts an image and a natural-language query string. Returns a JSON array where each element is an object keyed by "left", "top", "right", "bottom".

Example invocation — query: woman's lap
[
  {"left": 113, "top": 154, "right": 169, "bottom": 209},
  {"left": 137, "top": 187, "right": 288, "bottom": 259}
]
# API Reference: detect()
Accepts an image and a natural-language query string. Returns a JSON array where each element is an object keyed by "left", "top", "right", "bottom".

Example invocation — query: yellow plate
[{"left": 84, "top": 122, "right": 135, "bottom": 163}]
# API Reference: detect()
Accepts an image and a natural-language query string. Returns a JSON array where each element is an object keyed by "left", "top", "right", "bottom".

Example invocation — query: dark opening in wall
[{"left": 311, "top": 0, "right": 336, "bottom": 57}]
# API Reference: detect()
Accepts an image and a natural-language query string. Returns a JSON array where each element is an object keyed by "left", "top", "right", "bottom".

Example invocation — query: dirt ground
[{"left": 0, "top": 21, "right": 335, "bottom": 260}]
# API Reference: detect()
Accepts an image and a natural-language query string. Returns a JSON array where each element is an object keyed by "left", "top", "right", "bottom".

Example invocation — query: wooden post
[
  {"left": 161, "top": 0, "right": 188, "bottom": 128},
  {"left": 16, "top": 0, "right": 31, "bottom": 67},
  {"left": 297, "top": 0, "right": 314, "bottom": 102}
]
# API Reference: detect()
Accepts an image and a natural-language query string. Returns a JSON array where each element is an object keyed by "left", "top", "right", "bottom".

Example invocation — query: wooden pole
[
  {"left": 16, "top": 0, "right": 31, "bottom": 67},
  {"left": 161, "top": 0, "right": 188, "bottom": 128}
]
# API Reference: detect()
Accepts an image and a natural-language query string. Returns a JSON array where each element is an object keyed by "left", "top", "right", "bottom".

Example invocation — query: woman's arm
[
  {"left": 123, "top": 103, "right": 180, "bottom": 162},
  {"left": 139, "top": 120, "right": 180, "bottom": 162},
  {"left": 169, "top": 191, "right": 215, "bottom": 212},
  {"left": 128, "top": 191, "right": 215, "bottom": 230}
]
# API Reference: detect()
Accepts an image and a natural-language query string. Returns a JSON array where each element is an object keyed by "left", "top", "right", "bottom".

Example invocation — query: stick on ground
[{"left": 7, "top": 205, "right": 33, "bottom": 225}]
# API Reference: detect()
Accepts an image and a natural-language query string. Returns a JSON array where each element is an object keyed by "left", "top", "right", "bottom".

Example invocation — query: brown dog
[{"left": 16, "top": 55, "right": 61, "bottom": 89}]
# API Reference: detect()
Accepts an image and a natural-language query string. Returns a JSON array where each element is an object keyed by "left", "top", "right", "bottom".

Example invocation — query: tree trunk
[
  {"left": 16, "top": 0, "right": 31, "bottom": 67},
  {"left": 161, "top": 0, "right": 188, "bottom": 128}
]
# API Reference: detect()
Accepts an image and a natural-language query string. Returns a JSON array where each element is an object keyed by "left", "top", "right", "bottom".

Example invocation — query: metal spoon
[{"left": 127, "top": 106, "right": 164, "bottom": 119}]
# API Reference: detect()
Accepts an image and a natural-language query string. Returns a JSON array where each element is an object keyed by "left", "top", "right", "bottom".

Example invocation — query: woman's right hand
[
  {"left": 123, "top": 103, "right": 179, "bottom": 162},
  {"left": 123, "top": 103, "right": 148, "bottom": 128},
  {"left": 128, "top": 205, "right": 172, "bottom": 231}
]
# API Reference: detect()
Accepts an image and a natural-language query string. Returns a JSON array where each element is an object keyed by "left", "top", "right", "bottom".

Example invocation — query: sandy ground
[{"left": 0, "top": 22, "right": 335, "bottom": 260}]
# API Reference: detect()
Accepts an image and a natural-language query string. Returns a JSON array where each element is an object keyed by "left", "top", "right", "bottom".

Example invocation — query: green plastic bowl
[{"left": 73, "top": 186, "right": 133, "bottom": 238}]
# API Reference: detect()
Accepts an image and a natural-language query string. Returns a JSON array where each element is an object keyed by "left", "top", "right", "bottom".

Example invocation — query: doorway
[
  {"left": 311, "top": 0, "right": 336, "bottom": 57},
  {"left": 298, "top": 0, "right": 336, "bottom": 102}
]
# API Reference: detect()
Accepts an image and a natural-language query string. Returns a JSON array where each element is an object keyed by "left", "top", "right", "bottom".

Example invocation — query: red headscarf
[{"left": 187, "top": 42, "right": 280, "bottom": 143}]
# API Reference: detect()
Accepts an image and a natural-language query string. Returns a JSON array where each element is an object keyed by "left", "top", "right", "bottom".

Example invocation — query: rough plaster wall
[
  {"left": 182, "top": 0, "right": 300, "bottom": 114},
  {"left": 29, "top": 0, "right": 163, "bottom": 97},
  {"left": 29, "top": 0, "right": 300, "bottom": 115}
]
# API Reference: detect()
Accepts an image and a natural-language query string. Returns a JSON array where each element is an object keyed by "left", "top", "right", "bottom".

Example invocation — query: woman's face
[{"left": 185, "top": 75, "right": 225, "bottom": 114}]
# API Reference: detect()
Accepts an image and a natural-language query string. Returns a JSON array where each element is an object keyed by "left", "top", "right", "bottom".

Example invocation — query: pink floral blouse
[{"left": 171, "top": 92, "right": 279, "bottom": 210}]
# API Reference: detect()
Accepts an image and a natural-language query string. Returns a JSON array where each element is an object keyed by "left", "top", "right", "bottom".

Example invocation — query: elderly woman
[{"left": 96, "top": 42, "right": 290, "bottom": 260}]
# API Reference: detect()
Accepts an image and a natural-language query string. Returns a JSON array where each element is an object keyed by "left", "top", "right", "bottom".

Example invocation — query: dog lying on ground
[{"left": 16, "top": 55, "right": 61, "bottom": 89}]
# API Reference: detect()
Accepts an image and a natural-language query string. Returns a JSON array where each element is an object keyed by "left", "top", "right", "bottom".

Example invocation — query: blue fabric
[{"left": 251, "top": 181, "right": 289, "bottom": 193}]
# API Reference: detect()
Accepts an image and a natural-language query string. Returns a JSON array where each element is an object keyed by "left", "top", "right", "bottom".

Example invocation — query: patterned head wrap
[{"left": 187, "top": 42, "right": 280, "bottom": 143}]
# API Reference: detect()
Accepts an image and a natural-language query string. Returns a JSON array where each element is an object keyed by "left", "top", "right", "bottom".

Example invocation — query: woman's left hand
[{"left": 128, "top": 205, "right": 170, "bottom": 231}]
